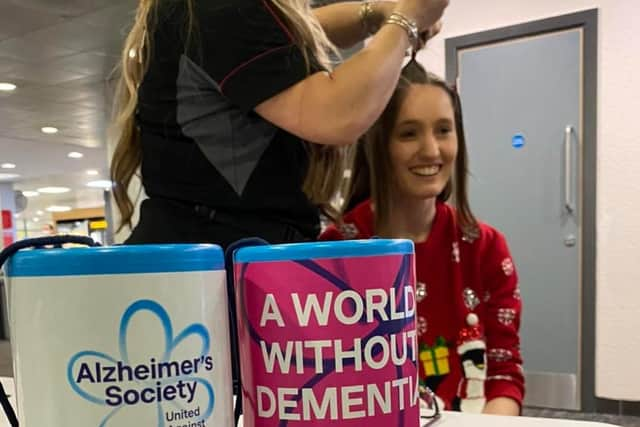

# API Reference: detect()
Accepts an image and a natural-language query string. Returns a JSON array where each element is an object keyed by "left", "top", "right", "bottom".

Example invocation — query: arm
[
  {"left": 255, "top": 0, "right": 449, "bottom": 146},
  {"left": 313, "top": 1, "right": 395, "bottom": 49},
  {"left": 255, "top": 22, "right": 409, "bottom": 145},
  {"left": 481, "top": 231, "right": 525, "bottom": 415}
]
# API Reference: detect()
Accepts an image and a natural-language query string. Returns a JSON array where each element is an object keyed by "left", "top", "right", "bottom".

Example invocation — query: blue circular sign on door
[{"left": 512, "top": 133, "right": 525, "bottom": 149}]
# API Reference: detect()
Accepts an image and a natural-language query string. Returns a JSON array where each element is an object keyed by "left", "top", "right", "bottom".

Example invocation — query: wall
[{"left": 417, "top": 0, "right": 640, "bottom": 400}]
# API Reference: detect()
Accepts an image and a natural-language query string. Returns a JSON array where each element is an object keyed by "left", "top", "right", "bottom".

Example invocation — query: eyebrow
[
  {"left": 396, "top": 119, "right": 422, "bottom": 127},
  {"left": 396, "top": 117, "right": 454, "bottom": 127}
]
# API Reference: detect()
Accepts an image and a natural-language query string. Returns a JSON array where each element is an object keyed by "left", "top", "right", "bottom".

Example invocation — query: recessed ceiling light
[
  {"left": 33, "top": 217, "right": 39, "bottom": 223},
  {"left": 0, "top": 82, "right": 17, "bottom": 92},
  {"left": 13, "top": 213, "right": 19, "bottom": 219},
  {"left": 37, "top": 187, "right": 70, "bottom": 194},
  {"left": 86, "top": 169, "right": 99, "bottom": 176},
  {"left": 46, "top": 205, "right": 72, "bottom": 213},
  {"left": 0, "top": 173, "right": 19, "bottom": 181},
  {"left": 68, "top": 151, "right": 84, "bottom": 159},
  {"left": 23, "top": 190, "right": 40, "bottom": 197},
  {"left": 1, "top": 163, "right": 16, "bottom": 169},
  {"left": 86, "top": 180, "right": 114, "bottom": 189},
  {"left": 41, "top": 126, "right": 59, "bottom": 134},
  {"left": 36, "top": 210, "right": 44, "bottom": 216}
]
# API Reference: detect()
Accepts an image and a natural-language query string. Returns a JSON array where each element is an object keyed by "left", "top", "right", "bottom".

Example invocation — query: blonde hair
[
  {"left": 111, "top": 0, "right": 347, "bottom": 231},
  {"left": 271, "top": 0, "right": 337, "bottom": 70},
  {"left": 270, "top": 0, "right": 349, "bottom": 220}
]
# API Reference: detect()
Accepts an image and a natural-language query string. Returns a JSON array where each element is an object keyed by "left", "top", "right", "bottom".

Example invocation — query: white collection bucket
[{"left": 3, "top": 243, "right": 233, "bottom": 427}]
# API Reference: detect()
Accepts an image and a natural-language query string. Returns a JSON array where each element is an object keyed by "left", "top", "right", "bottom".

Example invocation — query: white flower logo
[{"left": 67, "top": 300, "right": 215, "bottom": 426}]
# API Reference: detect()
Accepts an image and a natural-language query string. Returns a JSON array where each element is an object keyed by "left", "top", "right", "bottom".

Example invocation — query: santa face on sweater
[{"left": 389, "top": 84, "right": 458, "bottom": 201}]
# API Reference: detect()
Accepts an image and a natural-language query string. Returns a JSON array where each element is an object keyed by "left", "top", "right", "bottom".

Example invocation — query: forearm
[
  {"left": 255, "top": 4, "right": 424, "bottom": 145},
  {"left": 314, "top": 2, "right": 389, "bottom": 49},
  {"left": 483, "top": 397, "right": 520, "bottom": 416},
  {"left": 312, "top": 22, "right": 411, "bottom": 143}
]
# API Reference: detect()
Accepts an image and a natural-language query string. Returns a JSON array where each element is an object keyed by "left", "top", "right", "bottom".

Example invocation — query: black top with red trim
[{"left": 136, "top": 0, "right": 319, "bottom": 237}]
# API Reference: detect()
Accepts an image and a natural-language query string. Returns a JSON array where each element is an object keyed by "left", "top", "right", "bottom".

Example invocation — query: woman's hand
[
  {"left": 395, "top": 0, "right": 449, "bottom": 32},
  {"left": 416, "top": 20, "right": 443, "bottom": 50},
  {"left": 483, "top": 397, "right": 521, "bottom": 416}
]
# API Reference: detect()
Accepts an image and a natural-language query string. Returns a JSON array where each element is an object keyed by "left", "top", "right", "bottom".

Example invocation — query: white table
[
  {"left": 237, "top": 409, "right": 621, "bottom": 427},
  {"left": 0, "top": 377, "right": 620, "bottom": 427},
  {"left": 422, "top": 411, "right": 620, "bottom": 427}
]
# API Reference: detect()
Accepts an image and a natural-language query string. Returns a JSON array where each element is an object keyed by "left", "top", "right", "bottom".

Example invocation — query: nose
[{"left": 418, "top": 132, "right": 441, "bottom": 159}]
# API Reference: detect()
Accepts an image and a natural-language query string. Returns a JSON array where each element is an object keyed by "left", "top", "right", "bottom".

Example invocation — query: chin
[
  {"left": 412, "top": 183, "right": 445, "bottom": 199},
  {"left": 408, "top": 189, "right": 442, "bottom": 201}
]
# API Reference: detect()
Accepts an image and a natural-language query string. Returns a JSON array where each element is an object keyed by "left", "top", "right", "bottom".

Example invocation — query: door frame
[{"left": 445, "top": 9, "right": 598, "bottom": 411}]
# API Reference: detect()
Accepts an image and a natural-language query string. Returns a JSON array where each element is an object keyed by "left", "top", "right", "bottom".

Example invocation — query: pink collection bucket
[{"left": 233, "top": 239, "right": 419, "bottom": 427}]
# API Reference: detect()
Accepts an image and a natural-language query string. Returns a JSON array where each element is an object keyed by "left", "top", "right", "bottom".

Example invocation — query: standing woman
[{"left": 110, "top": 0, "right": 449, "bottom": 248}]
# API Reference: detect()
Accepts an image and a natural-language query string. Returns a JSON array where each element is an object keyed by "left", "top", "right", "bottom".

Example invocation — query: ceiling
[{"left": 0, "top": 0, "right": 137, "bottom": 225}]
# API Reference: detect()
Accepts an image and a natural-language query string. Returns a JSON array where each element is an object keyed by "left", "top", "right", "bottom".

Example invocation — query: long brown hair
[
  {"left": 347, "top": 60, "right": 478, "bottom": 236},
  {"left": 111, "top": 0, "right": 346, "bottom": 230}
]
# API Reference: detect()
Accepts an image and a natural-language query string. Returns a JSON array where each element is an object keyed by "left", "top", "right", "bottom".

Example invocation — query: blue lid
[
  {"left": 234, "top": 239, "right": 413, "bottom": 263},
  {"left": 5, "top": 244, "right": 224, "bottom": 277}
]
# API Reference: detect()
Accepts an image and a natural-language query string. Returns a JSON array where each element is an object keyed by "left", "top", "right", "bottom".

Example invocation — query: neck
[{"left": 377, "top": 195, "right": 438, "bottom": 243}]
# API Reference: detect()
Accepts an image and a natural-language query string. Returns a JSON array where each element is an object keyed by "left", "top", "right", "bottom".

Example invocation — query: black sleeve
[{"left": 191, "top": 1, "right": 311, "bottom": 112}]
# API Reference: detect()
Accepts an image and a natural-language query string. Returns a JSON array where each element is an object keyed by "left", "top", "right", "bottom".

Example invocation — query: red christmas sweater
[{"left": 320, "top": 200, "right": 524, "bottom": 412}]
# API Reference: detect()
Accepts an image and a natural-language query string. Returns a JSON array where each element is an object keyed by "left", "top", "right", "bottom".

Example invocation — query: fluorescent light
[
  {"left": 86, "top": 169, "right": 99, "bottom": 176},
  {"left": 36, "top": 210, "right": 44, "bottom": 216},
  {"left": 46, "top": 205, "right": 72, "bottom": 213},
  {"left": 37, "top": 186, "right": 70, "bottom": 194},
  {"left": 68, "top": 151, "right": 84, "bottom": 159},
  {"left": 86, "top": 180, "right": 114, "bottom": 189},
  {"left": 0, "top": 82, "right": 16, "bottom": 92},
  {"left": 23, "top": 191, "right": 40, "bottom": 197},
  {"left": 41, "top": 126, "right": 59, "bottom": 134},
  {"left": 1, "top": 163, "right": 16, "bottom": 169},
  {"left": 0, "top": 173, "right": 19, "bottom": 181}
]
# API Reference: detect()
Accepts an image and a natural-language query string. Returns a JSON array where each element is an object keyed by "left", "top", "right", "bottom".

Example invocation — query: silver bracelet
[{"left": 386, "top": 12, "right": 419, "bottom": 50}]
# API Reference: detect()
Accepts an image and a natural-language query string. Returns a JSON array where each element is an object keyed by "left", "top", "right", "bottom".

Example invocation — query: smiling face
[
  {"left": 355, "top": 63, "right": 478, "bottom": 235},
  {"left": 388, "top": 83, "right": 458, "bottom": 202}
]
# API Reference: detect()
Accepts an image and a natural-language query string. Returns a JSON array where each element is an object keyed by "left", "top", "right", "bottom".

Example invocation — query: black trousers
[{"left": 125, "top": 198, "right": 314, "bottom": 249}]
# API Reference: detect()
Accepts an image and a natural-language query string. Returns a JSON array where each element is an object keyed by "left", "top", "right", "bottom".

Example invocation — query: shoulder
[
  {"left": 441, "top": 203, "right": 510, "bottom": 259},
  {"left": 439, "top": 202, "right": 507, "bottom": 249},
  {"left": 189, "top": 0, "right": 284, "bottom": 24},
  {"left": 462, "top": 219, "right": 515, "bottom": 278},
  {"left": 319, "top": 200, "right": 374, "bottom": 240},
  {"left": 475, "top": 221, "right": 508, "bottom": 248}
]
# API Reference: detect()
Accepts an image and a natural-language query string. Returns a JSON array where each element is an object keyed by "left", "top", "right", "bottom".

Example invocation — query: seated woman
[{"left": 320, "top": 61, "right": 524, "bottom": 415}]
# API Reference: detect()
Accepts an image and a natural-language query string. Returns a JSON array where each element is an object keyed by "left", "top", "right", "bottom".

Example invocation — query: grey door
[{"left": 456, "top": 29, "right": 584, "bottom": 410}]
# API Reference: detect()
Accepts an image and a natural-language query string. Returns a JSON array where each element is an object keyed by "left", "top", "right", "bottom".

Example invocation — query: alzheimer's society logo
[{"left": 67, "top": 300, "right": 215, "bottom": 426}]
